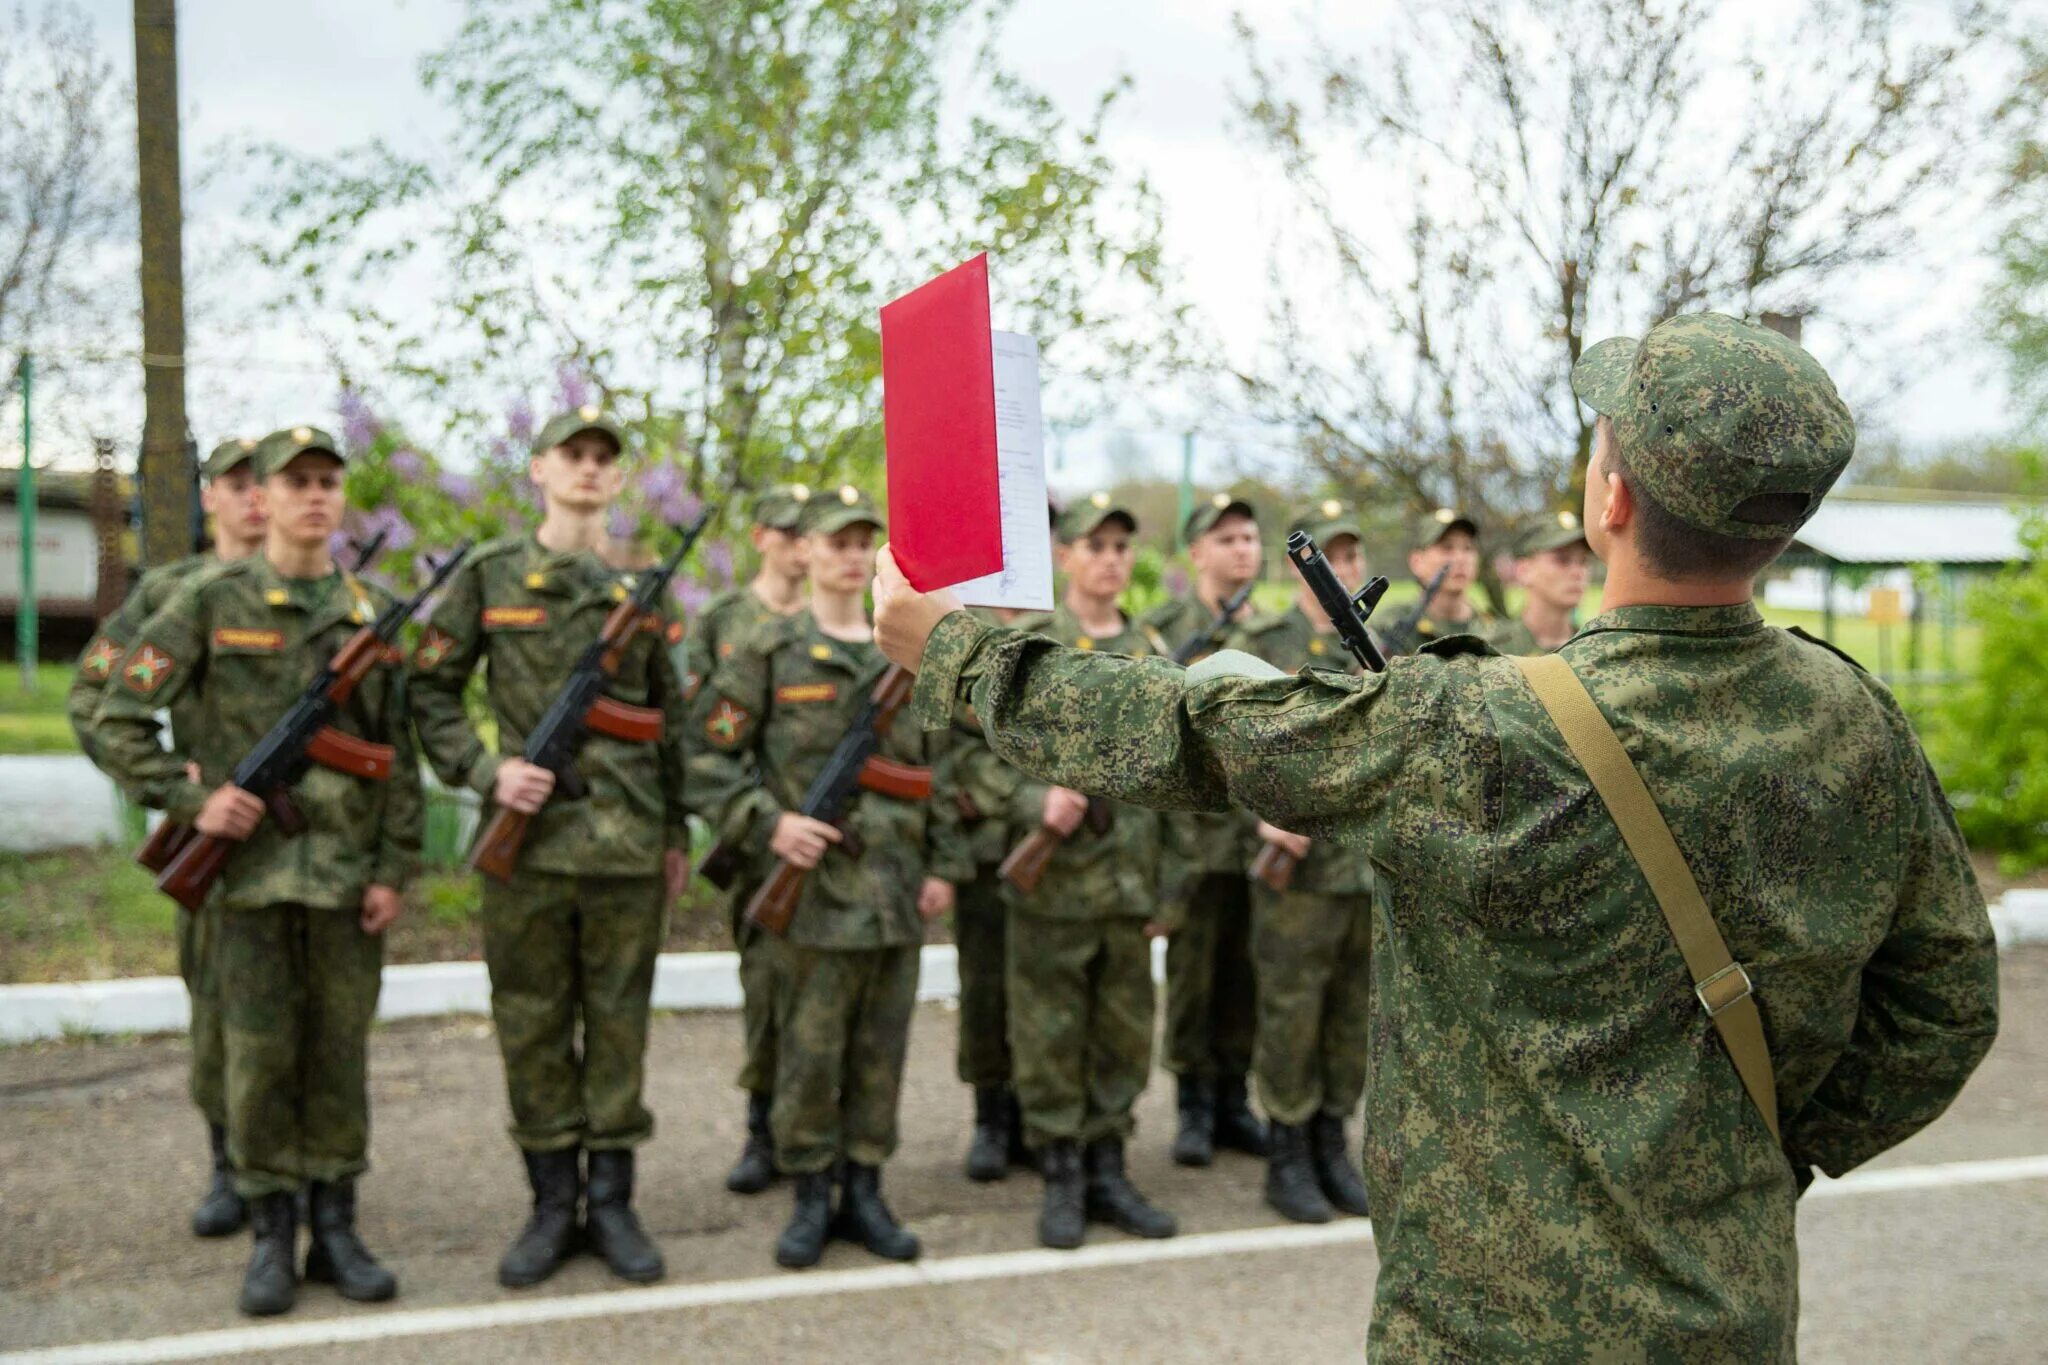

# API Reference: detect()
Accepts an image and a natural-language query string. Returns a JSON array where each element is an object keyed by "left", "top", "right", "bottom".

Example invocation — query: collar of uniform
[
  {"left": 521, "top": 536, "right": 603, "bottom": 597},
  {"left": 1053, "top": 601, "right": 1133, "bottom": 650},
  {"left": 1576, "top": 601, "right": 1765, "bottom": 639},
  {"left": 799, "top": 611, "right": 878, "bottom": 677}
]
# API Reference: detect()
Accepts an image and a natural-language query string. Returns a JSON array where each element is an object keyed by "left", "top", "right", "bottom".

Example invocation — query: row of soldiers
[{"left": 64, "top": 405, "right": 1596, "bottom": 1317}]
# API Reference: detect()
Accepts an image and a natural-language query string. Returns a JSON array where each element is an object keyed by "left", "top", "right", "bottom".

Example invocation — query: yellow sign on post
[{"left": 1868, "top": 587, "right": 1906, "bottom": 626}]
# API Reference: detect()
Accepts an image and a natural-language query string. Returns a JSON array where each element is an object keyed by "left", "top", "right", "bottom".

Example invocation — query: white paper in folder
[{"left": 950, "top": 331, "right": 1053, "bottom": 611}]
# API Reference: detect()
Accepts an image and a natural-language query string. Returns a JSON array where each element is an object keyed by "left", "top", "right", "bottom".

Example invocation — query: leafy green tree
[
  {"left": 1988, "top": 35, "right": 2048, "bottom": 428},
  {"left": 250, "top": 0, "right": 1176, "bottom": 516}
]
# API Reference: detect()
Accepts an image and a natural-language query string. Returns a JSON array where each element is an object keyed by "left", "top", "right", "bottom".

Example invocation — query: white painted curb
[{"left": 0, "top": 900, "right": 2026, "bottom": 1044}]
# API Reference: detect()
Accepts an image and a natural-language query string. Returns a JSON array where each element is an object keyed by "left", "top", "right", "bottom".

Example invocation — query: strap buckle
[{"left": 1695, "top": 962, "right": 1754, "bottom": 1018}]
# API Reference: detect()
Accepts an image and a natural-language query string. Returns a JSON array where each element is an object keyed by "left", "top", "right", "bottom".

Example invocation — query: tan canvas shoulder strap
[{"left": 1511, "top": 653, "right": 1781, "bottom": 1143}]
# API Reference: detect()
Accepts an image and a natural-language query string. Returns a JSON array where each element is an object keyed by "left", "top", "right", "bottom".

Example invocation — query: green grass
[{"left": 0, "top": 662, "right": 81, "bottom": 754}]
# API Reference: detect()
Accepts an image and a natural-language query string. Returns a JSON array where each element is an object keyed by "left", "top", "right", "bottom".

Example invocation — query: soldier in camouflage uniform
[
  {"left": 94, "top": 428, "right": 422, "bottom": 1318},
  {"left": 681, "top": 484, "right": 812, "bottom": 1196},
  {"left": 1377, "top": 507, "right": 1498, "bottom": 656},
  {"left": 411, "top": 407, "right": 691, "bottom": 1289},
  {"left": 1138, "top": 493, "right": 1266, "bottom": 1166},
  {"left": 68, "top": 435, "right": 267, "bottom": 1239},
  {"left": 691, "top": 486, "right": 969, "bottom": 1270},
  {"left": 878, "top": 312, "right": 1998, "bottom": 1359},
  {"left": 1002, "top": 494, "right": 1178, "bottom": 1249},
  {"left": 1487, "top": 511, "right": 1591, "bottom": 656},
  {"left": 1223, "top": 500, "right": 1376, "bottom": 1225}
]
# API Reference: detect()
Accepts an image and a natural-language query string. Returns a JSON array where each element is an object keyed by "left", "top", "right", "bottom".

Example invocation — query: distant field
[{"left": 0, "top": 662, "right": 80, "bottom": 754}]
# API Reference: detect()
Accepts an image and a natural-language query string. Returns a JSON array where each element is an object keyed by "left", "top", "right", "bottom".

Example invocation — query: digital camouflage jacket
[{"left": 68, "top": 554, "right": 212, "bottom": 766}]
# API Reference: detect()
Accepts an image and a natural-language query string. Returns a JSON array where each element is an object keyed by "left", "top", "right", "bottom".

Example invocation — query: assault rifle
[
  {"left": 1387, "top": 563, "right": 1451, "bottom": 655},
  {"left": 996, "top": 581, "right": 1254, "bottom": 896},
  {"left": 1247, "top": 532, "right": 1389, "bottom": 893},
  {"left": 739, "top": 664, "right": 932, "bottom": 937},
  {"left": 144, "top": 541, "right": 474, "bottom": 912},
  {"left": 470, "top": 510, "right": 713, "bottom": 882}
]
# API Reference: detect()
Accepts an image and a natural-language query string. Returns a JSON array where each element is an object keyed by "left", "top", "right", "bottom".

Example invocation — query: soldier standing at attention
[
  {"left": 1138, "top": 492, "right": 1267, "bottom": 1167},
  {"left": 1223, "top": 500, "right": 1375, "bottom": 1226},
  {"left": 873, "top": 313, "right": 1999, "bottom": 1359},
  {"left": 95, "top": 427, "right": 423, "bottom": 1317},
  {"left": 683, "top": 484, "right": 812, "bottom": 1196},
  {"left": 1487, "top": 511, "right": 1592, "bottom": 656},
  {"left": 1003, "top": 495, "right": 1178, "bottom": 1249},
  {"left": 1377, "top": 507, "right": 1496, "bottom": 655},
  {"left": 691, "top": 486, "right": 969, "bottom": 1270},
  {"left": 68, "top": 435, "right": 268, "bottom": 1239},
  {"left": 410, "top": 407, "right": 691, "bottom": 1289}
]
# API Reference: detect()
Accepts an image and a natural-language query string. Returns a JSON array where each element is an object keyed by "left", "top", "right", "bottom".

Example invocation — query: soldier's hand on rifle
[
  {"left": 663, "top": 848, "right": 690, "bottom": 905},
  {"left": 195, "top": 785, "right": 265, "bottom": 841},
  {"left": 771, "top": 813, "right": 843, "bottom": 869},
  {"left": 494, "top": 758, "right": 557, "bottom": 815},
  {"left": 917, "top": 877, "right": 956, "bottom": 921},
  {"left": 1256, "top": 821, "right": 1312, "bottom": 859},
  {"left": 360, "top": 884, "right": 403, "bottom": 935},
  {"left": 1043, "top": 786, "right": 1090, "bottom": 836}
]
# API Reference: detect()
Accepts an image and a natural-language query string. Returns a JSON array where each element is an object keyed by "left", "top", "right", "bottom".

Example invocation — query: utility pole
[
  {"left": 134, "top": 0, "right": 191, "bottom": 568},
  {"left": 13, "top": 354, "right": 33, "bottom": 692}
]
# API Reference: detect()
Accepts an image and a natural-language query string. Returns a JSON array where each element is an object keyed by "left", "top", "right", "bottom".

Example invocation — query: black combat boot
[
  {"left": 1005, "top": 1085, "right": 1033, "bottom": 1168},
  {"left": 238, "top": 1190, "right": 298, "bottom": 1317},
  {"left": 1172, "top": 1074, "right": 1215, "bottom": 1167},
  {"left": 1214, "top": 1075, "right": 1269, "bottom": 1157},
  {"left": 965, "top": 1086, "right": 1011, "bottom": 1183},
  {"left": 1263, "top": 1122, "right": 1334, "bottom": 1224},
  {"left": 775, "top": 1170, "right": 835, "bottom": 1269},
  {"left": 1311, "top": 1113, "right": 1371, "bottom": 1217},
  {"left": 727, "top": 1092, "right": 776, "bottom": 1195},
  {"left": 303, "top": 1180, "right": 398, "bottom": 1302},
  {"left": 1084, "top": 1138, "right": 1178, "bottom": 1239},
  {"left": 835, "top": 1163, "right": 920, "bottom": 1262},
  {"left": 498, "top": 1148, "right": 582, "bottom": 1287},
  {"left": 193, "top": 1123, "right": 246, "bottom": 1237},
  {"left": 1037, "top": 1140, "right": 1086, "bottom": 1250},
  {"left": 585, "top": 1149, "right": 664, "bottom": 1283}
]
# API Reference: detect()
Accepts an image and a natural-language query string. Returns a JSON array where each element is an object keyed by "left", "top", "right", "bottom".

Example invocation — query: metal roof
[{"left": 1787, "top": 497, "right": 2031, "bottom": 566}]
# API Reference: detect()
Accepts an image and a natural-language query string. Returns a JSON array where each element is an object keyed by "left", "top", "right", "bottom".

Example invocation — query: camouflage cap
[
  {"left": 1408, "top": 505, "right": 1478, "bottom": 549},
  {"left": 1288, "top": 497, "right": 1363, "bottom": 549},
  {"left": 752, "top": 483, "right": 812, "bottom": 531},
  {"left": 1183, "top": 491, "right": 1258, "bottom": 543},
  {"left": 799, "top": 483, "right": 884, "bottom": 536},
  {"left": 1056, "top": 490, "right": 1138, "bottom": 543},
  {"left": 255, "top": 425, "right": 345, "bottom": 478},
  {"left": 530, "top": 405, "right": 625, "bottom": 458},
  {"left": 1511, "top": 509, "right": 1588, "bottom": 559},
  {"left": 1572, "top": 312, "right": 1854, "bottom": 540},
  {"left": 202, "top": 436, "right": 263, "bottom": 480}
]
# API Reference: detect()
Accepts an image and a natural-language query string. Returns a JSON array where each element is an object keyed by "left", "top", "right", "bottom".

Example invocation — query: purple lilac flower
[
  {"left": 672, "top": 578, "right": 712, "bottom": 617},
  {"left": 703, "top": 540, "right": 735, "bottom": 588},
  {"left": 437, "top": 470, "right": 477, "bottom": 505},
  {"left": 337, "top": 385, "right": 383, "bottom": 452},
  {"left": 505, "top": 399, "right": 536, "bottom": 445},
  {"left": 363, "top": 504, "right": 417, "bottom": 553},
  {"left": 389, "top": 448, "right": 424, "bottom": 479},
  {"left": 553, "top": 361, "right": 593, "bottom": 412},
  {"left": 1165, "top": 565, "right": 1190, "bottom": 597},
  {"left": 607, "top": 506, "right": 637, "bottom": 540},
  {"left": 326, "top": 529, "right": 352, "bottom": 562}
]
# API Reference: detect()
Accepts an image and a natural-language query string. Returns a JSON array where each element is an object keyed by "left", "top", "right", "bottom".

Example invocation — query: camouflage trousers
[
  {"left": 218, "top": 903, "right": 384, "bottom": 1199},
  {"left": 953, "top": 864, "right": 1012, "bottom": 1088},
  {"left": 177, "top": 899, "right": 227, "bottom": 1127},
  {"left": 1007, "top": 911, "right": 1154, "bottom": 1146},
  {"left": 481, "top": 874, "right": 664, "bottom": 1153},
  {"left": 1249, "top": 884, "right": 1372, "bottom": 1125},
  {"left": 770, "top": 942, "right": 919, "bottom": 1174},
  {"left": 1164, "top": 872, "right": 1258, "bottom": 1080},
  {"left": 729, "top": 885, "right": 782, "bottom": 1097}
]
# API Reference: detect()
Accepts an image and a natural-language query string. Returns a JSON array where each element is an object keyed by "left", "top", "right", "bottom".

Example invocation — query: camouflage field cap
[
  {"left": 202, "top": 436, "right": 263, "bottom": 480},
  {"left": 1183, "top": 491, "right": 1258, "bottom": 543},
  {"left": 256, "top": 425, "right": 345, "bottom": 478},
  {"left": 1056, "top": 491, "right": 1138, "bottom": 543},
  {"left": 799, "top": 483, "right": 884, "bottom": 536},
  {"left": 1288, "top": 497, "right": 1363, "bottom": 548},
  {"left": 530, "top": 405, "right": 625, "bottom": 458},
  {"left": 752, "top": 483, "right": 812, "bottom": 531},
  {"left": 1408, "top": 505, "right": 1478, "bottom": 549},
  {"left": 1511, "top": 509, "right": 1588, "bottom": 559},
  {"left": 1572, "top": 312, "right": 1854, "bottom": 539}
]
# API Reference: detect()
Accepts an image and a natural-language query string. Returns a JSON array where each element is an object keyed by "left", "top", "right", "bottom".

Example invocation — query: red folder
[{"left": 881, "top": 254, "right": 1004, "bottom": 592}]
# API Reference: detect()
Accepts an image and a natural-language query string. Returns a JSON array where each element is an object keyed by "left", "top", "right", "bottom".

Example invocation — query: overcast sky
[{"left": 29, "top": 0, "right": 2020, "bottom": 491}]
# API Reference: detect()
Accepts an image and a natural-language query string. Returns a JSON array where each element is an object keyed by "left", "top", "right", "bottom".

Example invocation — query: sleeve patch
[
  {"left": 212, "top": 627, "right": 284, "bottom": 652},
  {"left": 666, "top": 620, "right": 686, "bottom": 646},
  {"left": 482, "top": 606, "right": 548, "bottom": 629},
  {"left": 775, "top": 682, "right": 839, "bottom": 704},
  {"left": 122, "top": 644, "right": 177, "bottom": 695},
  {"left": 81, "top": 636, "right": 121, "bottom": 679},
  {"left": 414, "top": 627, "right": 458, "bottom": 669},
  {"left": 705, "top": 698, "right": 750, "bottom": 746}
]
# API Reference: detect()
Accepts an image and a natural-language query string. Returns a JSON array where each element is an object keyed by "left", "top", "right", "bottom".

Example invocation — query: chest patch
[
  {"left": 483, "top": 606, "right": 548, "bottom": 629},
  {"left": 81, "top": 636, "right": 120, "bottom": 679},
  {"left": 706, "top": 698, "right": 749, "bottom": 745},
  {"left": 123, "top": 644, "right": 176, "bottom": 695},
  {"left": 213, "top": 627, "right": 284, "bottom": 652},
  {"left": 776, "top": 681, "right": 839, "bottom": 705},
  {"left": 414, "top": 627, "right": 457, "bottom": 669}
]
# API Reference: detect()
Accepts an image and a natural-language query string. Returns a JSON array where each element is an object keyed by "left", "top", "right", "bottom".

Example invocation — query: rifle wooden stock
[
  {"left": 469, "top": 806, "right": 533, "bottom": 883},
  {"left": 1248, "top": 842, "right": 1298, "bottom": 893},
  {"left": 998, "top": 825, "right": 1064, "bottom": 894},
  {"left": 856, "top": 755, "right": 932, "bottom": 802},
  {"left": 585, "top": 695, "right": 664, "bottom": 743},
  {"left": 744, "top": 861, "right": 808, "bottom": 937},
  {"left": 136, "top": 818, "right": 198, "bottom": 874},
  {"left": 305, "top": 726, "right": 396, "bottom": 781},
  {"left": 157, "top": 833, "right": 235, "bottom": 913}
]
